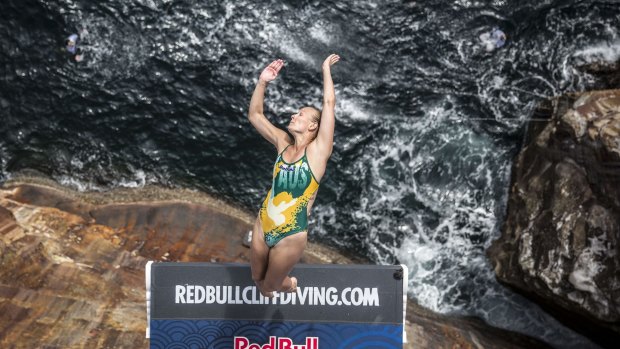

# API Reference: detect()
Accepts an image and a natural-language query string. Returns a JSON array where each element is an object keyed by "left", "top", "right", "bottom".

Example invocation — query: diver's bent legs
[
  {"left": 249, "top": 218, "right": 271, "bottom": 296},
  {"left": 263, "top": 231, "right": 307, "bottom": 292}
]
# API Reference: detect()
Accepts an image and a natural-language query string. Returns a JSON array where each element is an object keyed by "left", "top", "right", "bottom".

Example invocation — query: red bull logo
[{"left": 234, "top": 336, "right": 319, "bottom": 349}]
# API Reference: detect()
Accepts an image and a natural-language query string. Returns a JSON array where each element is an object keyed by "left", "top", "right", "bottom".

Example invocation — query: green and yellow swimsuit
[{"left": 259, "top": 145, "right": 319, "bottom": 247}]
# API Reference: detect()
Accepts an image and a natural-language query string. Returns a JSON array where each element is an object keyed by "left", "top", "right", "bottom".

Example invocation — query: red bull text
[{"left": 234, "top": 336, "right": 319, "bottom": 349}]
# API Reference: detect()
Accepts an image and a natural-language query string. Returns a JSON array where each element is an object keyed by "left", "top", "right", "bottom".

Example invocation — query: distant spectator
[
  {"left": 491, "top": 27, "right": 507, "bottom": 48},
  {"left": 65, "top": 33, "right": 78, "bottom": 54},
  {"left": 65, "top": 32, "right": 85, "bottom": 62},
  {"left": 480, "top": 27, "right": 507, "bottom": 52}
]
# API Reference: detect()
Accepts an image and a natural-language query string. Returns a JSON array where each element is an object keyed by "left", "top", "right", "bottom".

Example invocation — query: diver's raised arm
[
  {"left": 314, "top": 54, "right": 340, "bottom": 157},
  {"left": 248, "top": 59, "right": 289, "bottom": 148}
]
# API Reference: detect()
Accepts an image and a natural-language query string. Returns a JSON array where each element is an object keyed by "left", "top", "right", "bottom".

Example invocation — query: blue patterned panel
[{"left": 150, "top": 320, "right": 403, "bottom": 349}]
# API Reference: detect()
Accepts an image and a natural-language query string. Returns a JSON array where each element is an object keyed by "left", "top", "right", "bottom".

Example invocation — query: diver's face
[{"left": 288, "top": 107, "right": 315, "bottom": 133}]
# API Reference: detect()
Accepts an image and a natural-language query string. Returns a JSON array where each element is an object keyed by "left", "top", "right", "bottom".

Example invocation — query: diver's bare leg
[
  {"left": 263, "top": 231, "right": 307, "bottom": 293},
  {"left": 249, "top": 218, "right": 272, "bottom": 297}
]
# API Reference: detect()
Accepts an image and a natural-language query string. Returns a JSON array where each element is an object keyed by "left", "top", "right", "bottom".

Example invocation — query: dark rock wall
[{"left": 488, "top": 90, "right": 620, "bottom": 347}]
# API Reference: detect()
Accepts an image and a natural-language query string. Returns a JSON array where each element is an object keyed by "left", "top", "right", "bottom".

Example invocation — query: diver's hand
[
  {"left": 322, "top": 54, "right": 340, "bottom": 70},
  {"left": 259, "top": 59, "right": 284, "bottom": 83}
]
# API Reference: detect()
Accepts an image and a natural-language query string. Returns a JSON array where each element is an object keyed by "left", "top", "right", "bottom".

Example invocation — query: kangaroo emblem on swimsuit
[{"left": 266, "top": 195, "right": 297, "bottom": 226}]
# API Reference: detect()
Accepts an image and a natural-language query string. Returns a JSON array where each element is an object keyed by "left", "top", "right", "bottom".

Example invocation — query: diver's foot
[
  {"left": 255, "top": 279, "right": 274, "bottom": 298},
  {"left": 242, "top": 230, "right": 252, "bottom": 248},
  {"left": 287, "top": 277, "right": 298, "bottom": 293}
]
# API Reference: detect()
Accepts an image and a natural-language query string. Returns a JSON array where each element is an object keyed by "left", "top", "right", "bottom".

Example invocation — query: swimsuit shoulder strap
[
  {"left": 278, "top": 144, "right": 292, "bottom": 159},
  {"left": 302, "top": 146, "right": 320, "bottom": 183}
]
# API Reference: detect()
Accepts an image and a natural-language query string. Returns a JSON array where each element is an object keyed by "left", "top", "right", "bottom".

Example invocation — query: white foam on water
[
  {"left": 245, "top": 3, "right": 340, "bottom": 68},
  {"left": 58, "top": 175, "right": 106, "bottom": 192},
  {"left": 134, "top": 0, "right": 161, "bottom": 11},
  {"left": 0, "top": 144, "right": 8, "bottom": 182},
  {"left": 51, "top": 139, "right": 161, "bottom": 192},
  {"left": 116, "top": 169, "right": 148, "bottom": 188},
  {"left": 573, "top": 39, "right": 620, "bottom": 64},
  {"left": 57, "top": 167, "right": 155, "bottom": 192},
  {"left": 337, "top": 97, "right": 373, "bottom": 121},
  {"left": 308, "top": 21, "right": 333, "bottom": 46},
  {"left": 279, "top": 38, "right": 316, "bottom": 66}
]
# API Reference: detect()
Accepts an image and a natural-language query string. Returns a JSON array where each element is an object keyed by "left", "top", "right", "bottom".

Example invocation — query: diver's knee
[
  {"left": 251, "top": 273, "right": 264, "bottom": 284},
  {"left": 262, "top": 279, "right": 281, "bottom": 292}
]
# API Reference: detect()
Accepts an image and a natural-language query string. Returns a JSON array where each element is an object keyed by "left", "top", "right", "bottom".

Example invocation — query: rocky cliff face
[
  {"left": 488, "top": 90, "right": 620, "bottom": 347},
  {"left": 0, "top": 178, "right": 549, "bottom": 348}
]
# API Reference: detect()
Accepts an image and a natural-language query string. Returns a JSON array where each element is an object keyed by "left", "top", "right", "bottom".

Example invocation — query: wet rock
[
  {"left": 0, "top": 179, "right": 549, "bottom": 348},
  {"left": 577, "top": 60, "right": 620, "bottom": 90},
  {"left": 488, "top": 90, "right": 620, "bottom": 348}
]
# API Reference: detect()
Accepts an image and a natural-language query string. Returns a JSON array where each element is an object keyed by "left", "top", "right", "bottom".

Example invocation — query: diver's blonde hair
[{"left": 307, "top": 106, "right": 322, "bottom": 139}]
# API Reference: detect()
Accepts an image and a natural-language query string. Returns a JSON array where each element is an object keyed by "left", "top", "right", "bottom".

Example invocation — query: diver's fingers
[
  {"left": 273, "top": 59, "right": 285, "bottom": 72},
  {"left": 327, "top": 54, "right": 340, "bottom": 66},
  {"left": 267, "top": 59, "right": 279, "bottom": 70}
]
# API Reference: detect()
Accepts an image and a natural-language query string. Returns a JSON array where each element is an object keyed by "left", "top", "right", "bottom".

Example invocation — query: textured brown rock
[
  {"left": 488, "top": 90, "right": 620, "bottom": 348},
  {"left": 0, "top": 178, "right": 549, "bottom": 348},
  {"left": 577, "top": 60, "right": 620, "bottom": 90}
]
